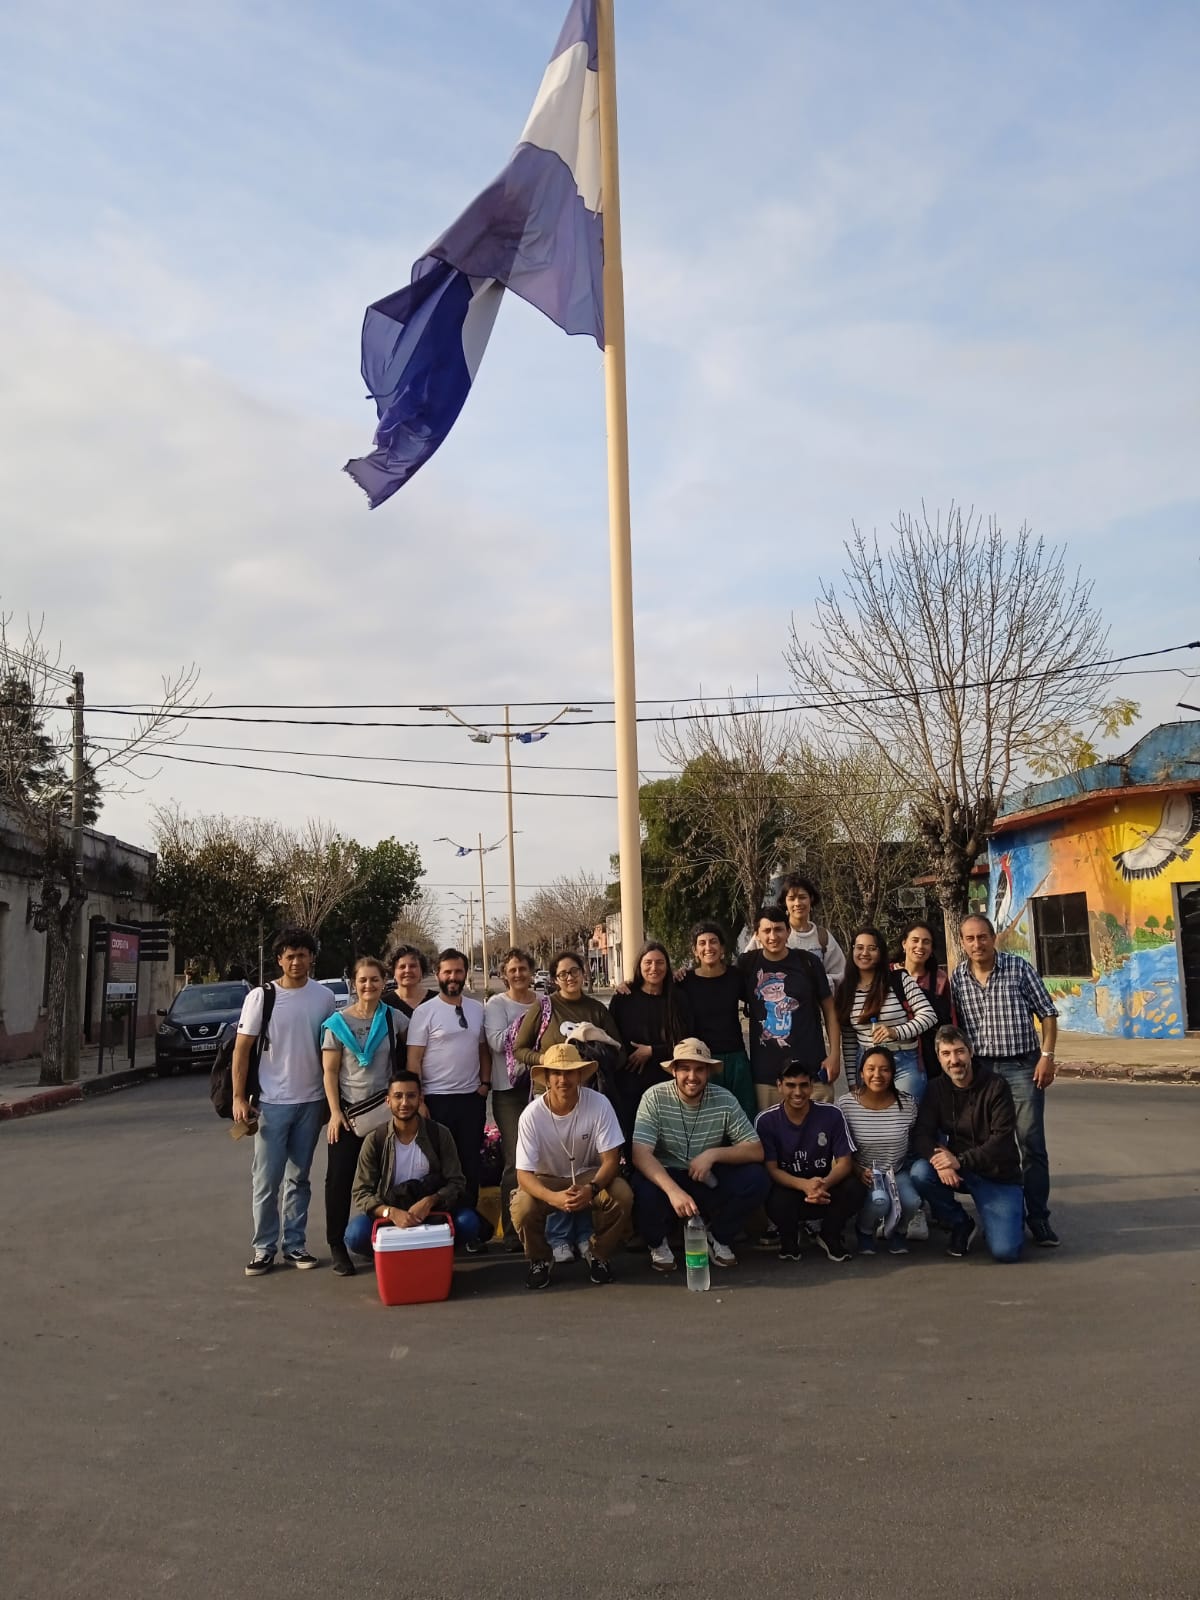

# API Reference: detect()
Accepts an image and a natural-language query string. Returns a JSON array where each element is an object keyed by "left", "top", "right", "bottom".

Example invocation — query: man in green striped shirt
[{"left": 631, "top": 1038, "right": 769, "bottom": 1273}]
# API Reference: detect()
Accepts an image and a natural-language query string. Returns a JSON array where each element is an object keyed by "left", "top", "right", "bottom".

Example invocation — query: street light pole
[
  {"left": 477, "top": 831, "right": 490, "bottom": 993},
  {"left": 503, "top": 704, "right": 518, "bottom": 945}
]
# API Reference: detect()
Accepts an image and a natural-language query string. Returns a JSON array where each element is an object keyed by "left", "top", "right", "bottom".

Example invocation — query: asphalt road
[{"left": 2, "top": 1078, "right": 1198, "bottom": 1600}]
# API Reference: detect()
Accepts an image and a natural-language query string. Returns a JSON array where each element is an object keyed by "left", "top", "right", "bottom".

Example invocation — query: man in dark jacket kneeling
[
  {"left": 345, "top": 1070, "right": 468, "bottom": 1264},
  {"left": 911, "top": 1026, "right": 1024, "bottom": 1262}
]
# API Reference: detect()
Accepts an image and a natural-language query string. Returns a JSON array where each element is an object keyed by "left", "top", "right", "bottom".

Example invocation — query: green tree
[
  {"left": 151, "top": 807, "right": 284, "bottom": 978},
  {"left": 636, "top": 778, "right": 741, "bottom": 957},
  {"left": 318, "top": 837, "right": 425, "bottom": 973}
]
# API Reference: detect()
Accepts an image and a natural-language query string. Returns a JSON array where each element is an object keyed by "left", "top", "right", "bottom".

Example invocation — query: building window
[{"left": 1032, "top": 892, "right": 1092, "bottom": 978}]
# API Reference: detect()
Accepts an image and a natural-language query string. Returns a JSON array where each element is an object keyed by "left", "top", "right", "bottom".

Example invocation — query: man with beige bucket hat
[{"left": 511, "top": 1043, "right": 633, "bottom": 1291}]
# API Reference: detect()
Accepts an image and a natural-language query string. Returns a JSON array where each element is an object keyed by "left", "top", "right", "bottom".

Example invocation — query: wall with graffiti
[{"left": 990, "top": 788, "right": 1200, "bottom": 1038}]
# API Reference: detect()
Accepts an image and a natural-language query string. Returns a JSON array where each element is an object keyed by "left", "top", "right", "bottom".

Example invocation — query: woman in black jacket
[{"left": 607, "top": 941, "right": 692, "bottom": 1143}]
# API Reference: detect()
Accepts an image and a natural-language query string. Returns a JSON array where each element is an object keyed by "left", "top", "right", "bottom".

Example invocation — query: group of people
[{"left": 230, "top": 871, "right": 1062, "bottom": 1290}]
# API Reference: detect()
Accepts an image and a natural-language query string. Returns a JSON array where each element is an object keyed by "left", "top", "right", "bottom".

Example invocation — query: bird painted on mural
[
  {"left": 1112, "top": 793, "right": 1200, "bottom": 881},
  {"left": 993, "top": 853, "right": 1014, "bottom": 929}
]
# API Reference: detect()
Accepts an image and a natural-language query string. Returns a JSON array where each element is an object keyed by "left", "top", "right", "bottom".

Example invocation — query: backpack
[
  {"left": 210, "top": 983, "right": 276, "bottom": 1119},
  {"left": 886, "top": 968, "right": 916, "bottom": 1020},
  {"left": 503, "top": 995, "right": 552, "bottom": 1091}
]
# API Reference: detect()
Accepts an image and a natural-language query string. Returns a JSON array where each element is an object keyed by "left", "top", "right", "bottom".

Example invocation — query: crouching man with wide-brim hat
[
  {"left": 511, "top": 1043, "right": 633, "bottom": 1291},
  {"left": 630, "top": 1038, "right": 770, "bottom": 1273}
]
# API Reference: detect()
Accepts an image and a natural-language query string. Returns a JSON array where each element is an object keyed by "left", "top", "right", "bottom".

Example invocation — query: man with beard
[
  {"left": 406, "top": 949, "right": 491, "bottom": 1235},
  {"left": 347, "top": 1070, "right": 468, "bottom": 1254}
]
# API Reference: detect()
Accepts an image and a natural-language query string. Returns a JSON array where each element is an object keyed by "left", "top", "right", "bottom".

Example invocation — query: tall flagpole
[{"left": 596, "top": 0, "right": 644, "bottom": 981}]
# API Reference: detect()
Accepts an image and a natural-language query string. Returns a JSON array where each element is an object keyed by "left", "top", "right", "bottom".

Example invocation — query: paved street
[{"left": 2, "top": 1078, "right": 1198, "bottom": 1600}]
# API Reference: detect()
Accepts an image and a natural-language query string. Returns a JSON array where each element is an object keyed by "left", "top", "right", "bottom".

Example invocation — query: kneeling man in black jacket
[{"left": 911, "top": 1026, "right": 1024, "bottom": 1262}]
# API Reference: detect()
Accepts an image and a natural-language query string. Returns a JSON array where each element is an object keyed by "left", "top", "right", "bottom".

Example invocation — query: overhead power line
[{"left": 81, "top": 643, "right": 1200, "bottom": 731}]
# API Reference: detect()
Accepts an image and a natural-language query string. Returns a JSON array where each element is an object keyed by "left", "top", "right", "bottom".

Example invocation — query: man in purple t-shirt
[{"left": 755, "top": 1060, "right": 859, "bottom": 1262}]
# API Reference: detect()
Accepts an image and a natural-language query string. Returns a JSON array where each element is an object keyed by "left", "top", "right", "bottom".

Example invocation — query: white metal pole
[
  {"left": 597, "top": 0, "right": 644, "bottom": 980},
  {"left": 504, "top": 705, "right": 518, "bottom": 945}
]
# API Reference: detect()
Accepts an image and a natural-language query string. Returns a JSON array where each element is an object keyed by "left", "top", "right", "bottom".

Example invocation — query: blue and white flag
[
  {"left": 345, "top": 0, "right": 603, "bottom": 508},
  {"left": 516, "top": 730, "right": 550, "bottom": 744}
]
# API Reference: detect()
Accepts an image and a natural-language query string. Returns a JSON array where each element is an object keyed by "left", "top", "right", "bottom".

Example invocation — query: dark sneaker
[
  {"left": 777, "top": 1237, "right": 802, "bottom": 1262},
  {"left": 856, "top": 1230, "right": 878, "bottom": 1257},
  {"left": 588, "top": 1257, "right": 614, "bottom": 1286},
  {"left": 1029, "top": 1220, "right": 1061, "bottom": 1248},
  {"left": 283, "top": 1250, "right": 319, "bottom": 1270},
  {"left": 815, "top": 1231, "right": 850, "bottom": 1263},
  {"left": 244, "top": 1254, "right": 274, "bottom": 1277},
  {"left": 464, "top": 1239, "right": 488, "bottom": 1256},
  {"left": 331, "top": 1251, "right": 356, "bottom": 1278},
  {"left": 526, "top": 1260, "right": 553, "bottom": 1291},
  {"left": 947, "top": 1219, "right": 979, "bottom": 1258},
  {"left": 886, "top": 1236, "right": 910, "bottom": 1256}
]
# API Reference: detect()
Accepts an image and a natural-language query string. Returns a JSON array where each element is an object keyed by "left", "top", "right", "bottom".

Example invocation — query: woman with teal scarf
[{"left": 322, "top": 955, "right": 401, "bottom": 1276}]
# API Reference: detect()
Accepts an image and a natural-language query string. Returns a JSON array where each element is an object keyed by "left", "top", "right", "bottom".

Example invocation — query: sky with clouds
[{"left": 1, "top": 0, "right": 1197, "bottom": 943}]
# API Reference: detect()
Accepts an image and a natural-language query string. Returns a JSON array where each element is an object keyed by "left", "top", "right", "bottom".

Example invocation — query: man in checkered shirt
[{"left": 950, "top": 914, "right": 1061, "bottom": 1248}]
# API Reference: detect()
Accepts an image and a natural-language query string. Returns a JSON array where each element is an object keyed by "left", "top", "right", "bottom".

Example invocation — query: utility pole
[
  {"left": 61, "top": 670, "right": 86, "bottom": 1083},
  {"left": 503, "top": 705, "right": 518, "bottom": 944},
  {"left": 477, "top": 831, "right": 491, "bottom": 996}
]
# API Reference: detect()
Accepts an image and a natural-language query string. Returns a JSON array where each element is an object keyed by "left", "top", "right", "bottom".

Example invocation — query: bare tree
[
  {"left": 519, "top": 872, "right": 609, "bottom": 965},
  {"left": 385, "top": 892, "right": 441, "bottom": 961},
  {"left": 270, "top": 819, "right": 364, "bottom": 940},
  {"left": 657, "top": 704, "right": 798, "bottom": 930},
  {"left": 786, "top": 506, "right": 1135, "bottom": 952},
  {"left": 0, "top": 612, "right": 200, "bottom": 1084},
  {"left": 787, "top": 735, "right": 927, "bottom": 944}
]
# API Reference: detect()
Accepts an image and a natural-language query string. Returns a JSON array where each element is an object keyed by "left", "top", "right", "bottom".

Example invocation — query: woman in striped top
[
  {"left": 835, "top": 924, "right": 936, "bottom": 1100},
  {"left": 837, "top": 1046, "right": 920, "bottom": 1255}
]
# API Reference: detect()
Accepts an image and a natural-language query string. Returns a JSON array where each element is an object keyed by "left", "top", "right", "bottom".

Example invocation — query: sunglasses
[{"left": 455, "top": 1005, "right": 468, "bottom": 1030}]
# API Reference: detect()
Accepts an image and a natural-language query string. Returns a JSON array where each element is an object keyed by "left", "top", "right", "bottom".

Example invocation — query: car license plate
[{"left": 190, "top": 1040, "right": 218, "bottom": 1053}]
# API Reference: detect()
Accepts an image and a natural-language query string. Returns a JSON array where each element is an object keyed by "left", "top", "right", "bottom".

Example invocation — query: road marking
[
  {"left": 389, "top": 1344, "right": 410, "bottom": 1360},
  {"left": 1115, "top": 1224, "right": 1197, "bottom": 1233}
]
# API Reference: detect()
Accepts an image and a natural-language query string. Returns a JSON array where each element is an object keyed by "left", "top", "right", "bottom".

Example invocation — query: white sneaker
[
  {"left": 649, "top": 1241, "right": 676, "bottom": 1273},
  {"left": 707, "top": 1232, "right": 737, "bottom": 1268},
  {"left": 579, "top": 1240, "right": 594, "bottom": 1264},
  {"left": 551, "top": 1242, "right": 575, "bottom": 1265},
  {"left": 906, "top": 1209, "right": 930, "bottom": 1242}
]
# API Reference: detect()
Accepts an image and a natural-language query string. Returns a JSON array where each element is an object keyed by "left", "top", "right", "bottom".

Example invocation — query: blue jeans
[
  {"left": 910, "top": 1158, "right": 1024, "bottom": 1262},
  {"left": 251, "top": 1100, "right": 326, "bottom": 1258},
  {"left": 545, "top": 1209, "right": 593, "bottom": 1249},
  {"left": 977, "top": 1050, "right": 1049, "bottom": 1225},
  {"left": 854, "top": 1045, "right": 927, "bottom": 1104},
  {"left": 631, "top": 1163, "right": 770, "bottom": 1248},
  {"left": 855, "top": 1165, "right": 922, "bottom": 1235},
  {"left": 345, "top": 1207, "right": 481, "bottom": 1256}
]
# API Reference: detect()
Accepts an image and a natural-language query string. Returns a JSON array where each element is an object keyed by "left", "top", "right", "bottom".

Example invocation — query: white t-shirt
[
  {"left": 515, "top": 1086, "right": 623, "bottom": 1180},
  {"left": 484, "top": 992, "right": 536, "bottom": 1085},
  {"left": 407, "top": 995, "right": 486, "bottom": 1095},
  {"left": 237, "top": 981, "right": 335, "bottom": 1105},
  {"left": 391, "top": 1135, "right": 431, "bottom": 1186}
]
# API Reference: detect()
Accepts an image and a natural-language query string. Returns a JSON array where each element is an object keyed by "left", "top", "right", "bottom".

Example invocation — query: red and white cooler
[{"left": 372, "top": 1217, "right": 455, "bottom": 1306}]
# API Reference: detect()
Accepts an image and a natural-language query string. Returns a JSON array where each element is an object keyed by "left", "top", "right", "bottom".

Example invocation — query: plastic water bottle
[
  {"left": 870, "top": 1165, "right": 888, "bottom": 1208},
  {"left": 684, "top": 1215, "right": 710, "bottom": 1292}
]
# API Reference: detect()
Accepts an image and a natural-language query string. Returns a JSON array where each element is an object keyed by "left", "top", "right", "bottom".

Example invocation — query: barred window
[{"left": 1032, "top": 892, "right": 1092, "bottom": 979}]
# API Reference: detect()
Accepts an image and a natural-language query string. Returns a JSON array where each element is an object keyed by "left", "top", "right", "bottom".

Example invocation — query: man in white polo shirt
[
  {"left": 232, "top": 926, "right": 336, "bottom": 1278},
  {"left": 407, "top": 948, "right": 491, "bottom": 1233}
]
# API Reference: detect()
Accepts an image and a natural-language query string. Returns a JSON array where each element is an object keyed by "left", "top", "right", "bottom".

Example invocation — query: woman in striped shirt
[
  {"left": 835, "top": 924, "right": 936, "bottom": 1100},
  {"left": 837, "top": 1046, "right": 920, "bottom": 1255}
]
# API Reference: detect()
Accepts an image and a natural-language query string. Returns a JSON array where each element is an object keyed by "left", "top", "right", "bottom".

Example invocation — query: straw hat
[
  {"left": 660, "top": 1037, "right": 718, "bottom": 1072},
  {"left": 531, "top": 1041, "right": 598, "bottom": 1092}
]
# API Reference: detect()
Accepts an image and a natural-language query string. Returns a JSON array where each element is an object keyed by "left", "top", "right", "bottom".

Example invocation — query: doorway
[{"left": 1177, "top": 882, "right": 1200, "bottom": 1032}]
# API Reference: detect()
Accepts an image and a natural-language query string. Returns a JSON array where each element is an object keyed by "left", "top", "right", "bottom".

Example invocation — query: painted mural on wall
[{"left": 991, "top": 791, "right": 1200, "bottom": 1039}]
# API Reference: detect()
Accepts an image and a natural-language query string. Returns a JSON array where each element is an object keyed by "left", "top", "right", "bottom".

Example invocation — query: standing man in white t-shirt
[
  {"left": 233, "top": 927, "right": 336, "bottom": 1277},
  {"left": 407, "top": 948, "right": 491, "bottom": 1228},
  {"left": 511, "top": 1042, "right": 633, "bottom": 1290}
]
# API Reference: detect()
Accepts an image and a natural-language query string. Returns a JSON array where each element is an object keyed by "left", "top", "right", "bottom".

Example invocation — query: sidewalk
[
  {"left": 1056, "top": 1029, "right": 1199, "bottom": 1083},
  {"left": 0, "top": 1039, "right": 159, "bottom": 1121}
]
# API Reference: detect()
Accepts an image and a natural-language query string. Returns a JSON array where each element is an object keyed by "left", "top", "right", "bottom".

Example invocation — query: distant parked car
[
  {"left": 534, "top": 969, "right": 553, "bottom": 993},
  {"left": 318, "top": 977, "right": 352, "bottom": 1010},
  {"left": 156, "top": 981, "right": 250, "bottom": 1076}
]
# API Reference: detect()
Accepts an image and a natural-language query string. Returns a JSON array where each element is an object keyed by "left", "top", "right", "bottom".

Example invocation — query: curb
[
  {"left": 0, "top": 1084, "right": 83, "bottom": 1121},
  {"left": 1057, "top": 1063, "right": 1200, "bottom": 1086},
  {"left": 1, "top": 1063, "right": 159, "bottom": 1122}
]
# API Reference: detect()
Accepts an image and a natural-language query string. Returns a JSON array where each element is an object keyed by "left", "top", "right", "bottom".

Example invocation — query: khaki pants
[{"left": 511, "top": 1173, "right": 633, "bottom": 1264}]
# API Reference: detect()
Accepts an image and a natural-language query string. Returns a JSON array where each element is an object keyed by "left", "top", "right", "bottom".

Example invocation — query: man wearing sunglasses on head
[{"left": 406, "top": 948, "right": 491, "bottom": 1241}]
